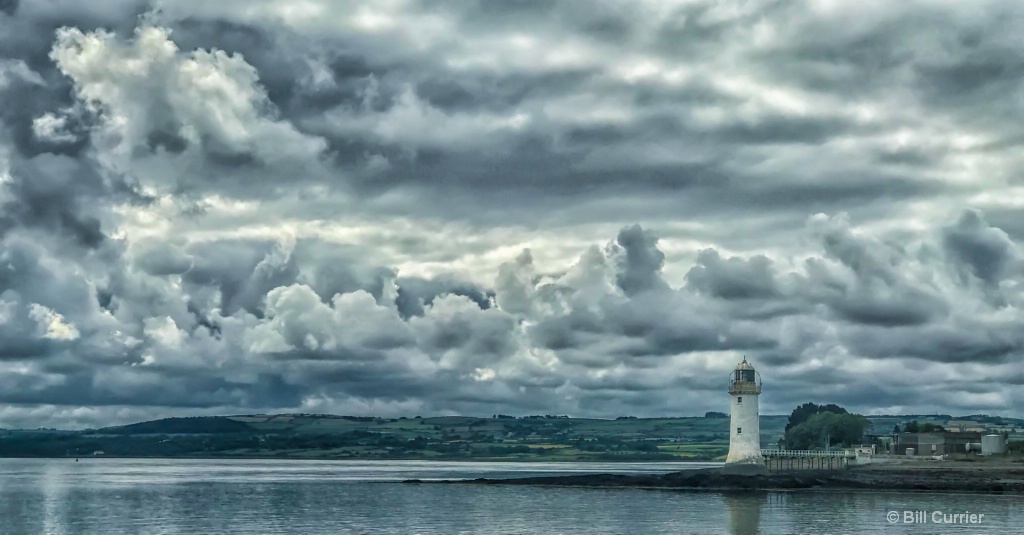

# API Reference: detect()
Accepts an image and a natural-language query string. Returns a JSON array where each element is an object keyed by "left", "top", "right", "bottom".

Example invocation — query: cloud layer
[{"left": 1, "top": 0, "right": 1023, "bottom": 428}]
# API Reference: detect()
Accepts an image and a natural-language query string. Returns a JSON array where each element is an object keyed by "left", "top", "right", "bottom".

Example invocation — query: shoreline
[
  {"left": 408, "top": 462, "right": 1024, "bottom": 493},
  {"left": 0, "top": 455, "right": 723, "bottom": 463},
  {"left": 7, "top": 455, "right": 1024, "bottom": 492}
]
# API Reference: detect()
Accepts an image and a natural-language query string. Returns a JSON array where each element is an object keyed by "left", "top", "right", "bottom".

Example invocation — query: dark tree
[
  {"left": 786, "top": 403, "right": 852, "bottom": 432},
  {"left": 783, "top": 402, "right": 867, "bottom": 450},
  {"left": 819, "top": 404, "right": 849, "bottom": 416},
  {"left": 785, "top": 412, "right": 870, "bottom": 450},
  {"left": 786, "top": 403, "right": 820, "bottom": 432}
]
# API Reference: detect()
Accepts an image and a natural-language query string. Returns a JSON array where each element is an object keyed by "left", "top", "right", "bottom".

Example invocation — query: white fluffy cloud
[
  {"left": 28, "top": 304, "right": 80, "bottom": 341},
  {"left": 31, "top": 113, "right": 78, "bottom": 143},
  {"left": 50, "top": 25, "right": 327, "bottom": 182},
  {"left": 245, "top": 284, "right": 413, "bottom": 354}
]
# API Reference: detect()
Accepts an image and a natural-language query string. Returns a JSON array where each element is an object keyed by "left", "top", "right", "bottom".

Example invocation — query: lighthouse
[{"left": 722, "top": 357, "right": 767, "bottom": 475}]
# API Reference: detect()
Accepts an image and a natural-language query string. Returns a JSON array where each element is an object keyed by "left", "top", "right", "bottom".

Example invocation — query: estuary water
[{"left": 0, "top": 458, "right": 1020, "bottom": 534}]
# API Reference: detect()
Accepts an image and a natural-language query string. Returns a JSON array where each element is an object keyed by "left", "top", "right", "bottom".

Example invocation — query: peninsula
[{"left": 416, "top": 458, "right": 1024, "bottom": 493}]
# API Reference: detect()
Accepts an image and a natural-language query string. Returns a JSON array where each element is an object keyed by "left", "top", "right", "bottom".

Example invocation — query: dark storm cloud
[
  {"left": 611, "top": 224, "right": 669, "bottom": 296},
  {"left": 2, "top": 371, "right": 302, "bottom": 409},
  {"left": 181, "top": 239, "right": 293, "bottom": 316},
  {"left": 526, "top": 310, "right": 604, "bottom": 352},
  {"left": 908, "top": 17, "right": 1024, "bottom": 130},
  {"left": 0, "top": 236, "right": 97, "bottom": 323},
  {"left": 2, "top": 154, "right": 107, "bottom": 247},
  {"left": 845, "top": 322, "right": 1024, "bottom": 365},
  {"left": 826, "top": 291, "right": 944, "bottom": 327},
  {"left": 395, "top": 276, "right": 493, "bottom": 318},
  {"left": 0, "top": 0, "right": 18, "bottom": 16},
  {"left": 180, "top": 238, "right": 379, "bottom": 317},
  {"left": 942, "top": 209, "right": 1021, "bottom": 285},
  {"left": 1, "top": 0, "right": 1024, "bottom": 428},
  {"left": 685, "top": 250, "right": 780, "bottom": 300},
  {"left": 0, "top": 74, "right": 86, "bottom": 158},
  {"left": 766, "top": 376, "right": 911, "bottom": 415},
  {"left": 601, "top": 291, "right": 777, "bottom": 357},
  {"left": 133, "top": 240, "right": 194, "bottom": 276}
]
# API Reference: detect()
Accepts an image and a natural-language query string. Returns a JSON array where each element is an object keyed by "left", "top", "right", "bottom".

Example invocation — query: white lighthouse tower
[{"left": 723, "top": 357, "right": 767, "bottom": 475}]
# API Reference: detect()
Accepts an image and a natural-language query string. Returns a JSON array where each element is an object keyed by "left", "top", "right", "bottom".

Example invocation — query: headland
[{"left": 409, "top": 457, "right": 1024, "bottom": 493}]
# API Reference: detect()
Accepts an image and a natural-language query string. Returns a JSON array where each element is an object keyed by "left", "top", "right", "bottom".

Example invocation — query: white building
[{"left": 723, "top": 357, "right": 767, "bottom": 475}]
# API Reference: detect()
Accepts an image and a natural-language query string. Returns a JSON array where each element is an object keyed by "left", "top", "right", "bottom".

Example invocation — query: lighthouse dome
[{"left": 734, "top": 358, "right": 755, "bottom": 372}]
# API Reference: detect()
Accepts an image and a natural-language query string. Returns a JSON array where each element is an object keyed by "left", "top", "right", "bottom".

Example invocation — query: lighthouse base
[{"left": 721, "top": 462, "right": 768, "bottom": 476}]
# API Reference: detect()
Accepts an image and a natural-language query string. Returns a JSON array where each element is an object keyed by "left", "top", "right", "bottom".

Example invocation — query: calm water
[{"left": 1, "top": 459, "right": 1020, "bottom": 534}]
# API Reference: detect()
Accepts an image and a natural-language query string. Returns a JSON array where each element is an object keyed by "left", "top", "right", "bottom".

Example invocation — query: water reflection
[
  {"left": 723, "top": 492, "right": 765, "bottom": 535},
  {"left": 42, "top": 463, "right": 66, "bottom": 535}
]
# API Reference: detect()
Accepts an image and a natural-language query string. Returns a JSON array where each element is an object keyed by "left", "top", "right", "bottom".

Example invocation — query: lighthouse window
[
  {"left": 737, "top": 397, "right": 742, "bottom": 404},
  {"left": 737, "top": 427, "right": 742, "bottom": 434}
]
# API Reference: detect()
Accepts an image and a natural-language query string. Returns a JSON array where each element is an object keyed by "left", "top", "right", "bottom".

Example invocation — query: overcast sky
[{"left": 1, "top": 0, "right": 1023, "bottom": 429}]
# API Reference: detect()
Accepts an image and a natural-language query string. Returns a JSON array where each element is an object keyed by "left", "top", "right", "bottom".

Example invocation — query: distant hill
[
  {"left": 98, "top": 417, "right": 256, "bottom": 435},
  {"left": 2, "top": 412, "right": 1020, "bottom": 460},
  {"left": 2, "top": 414, "right": 783, "bottom": 460}
]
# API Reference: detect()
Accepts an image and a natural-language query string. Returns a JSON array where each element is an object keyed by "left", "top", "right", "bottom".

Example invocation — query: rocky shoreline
[{"left": 405, "top": 464, "right": 1024, "bottom": 493}]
